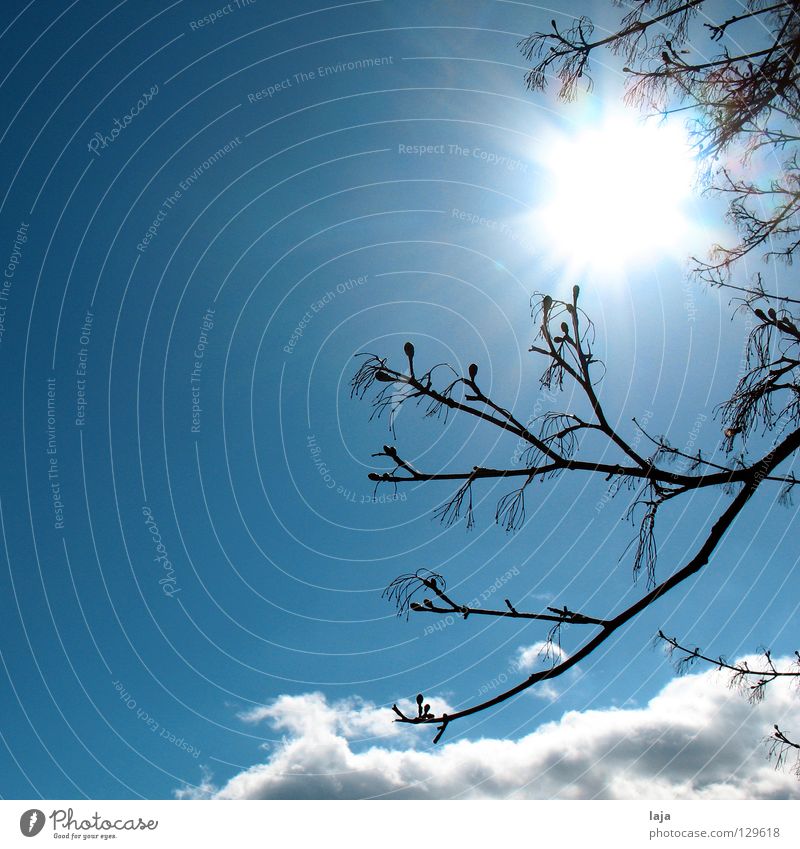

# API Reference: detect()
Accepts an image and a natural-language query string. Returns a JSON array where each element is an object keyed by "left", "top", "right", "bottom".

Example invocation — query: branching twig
[
  {"left": 390, "top": 425, "right": 800, "bottom": 741},
  {"left": 659, "top": 633, "right": 800, "bottom": 702}
]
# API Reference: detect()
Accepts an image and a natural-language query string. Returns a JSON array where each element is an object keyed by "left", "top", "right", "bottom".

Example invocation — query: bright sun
[{"left": 537, "top": 114, "right": 697, "bottom": 275}]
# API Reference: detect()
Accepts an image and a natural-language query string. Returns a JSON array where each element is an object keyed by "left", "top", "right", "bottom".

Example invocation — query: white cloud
[
  {"left": 513, "top": 642, "right": 576, "bottom": 701},
  {"left": 515, "top": 641, "right": 569, "bottom": 671},
  {"left": 238, "top": 692, "right": 453, "bottom": 742},
  {"left": 178, "top": 657, "right": 800, "bottom": 800}
]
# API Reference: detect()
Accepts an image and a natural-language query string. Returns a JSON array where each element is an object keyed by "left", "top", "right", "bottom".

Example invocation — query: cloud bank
[{"left": 180, "top": 658, "right": 800, "bottom": 800}]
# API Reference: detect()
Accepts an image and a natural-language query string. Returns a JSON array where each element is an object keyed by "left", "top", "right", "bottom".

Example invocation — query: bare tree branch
[
  {"left": 390, "top": 425, "right": 800, "bottom": 740},
  {"left": 352, "top": 2, "right": 800, "bottom": 763}
]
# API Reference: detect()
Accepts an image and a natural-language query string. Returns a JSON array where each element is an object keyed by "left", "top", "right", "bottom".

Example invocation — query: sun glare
[{"left": 537, "top": 115, "right": 698, "bottom": 276}]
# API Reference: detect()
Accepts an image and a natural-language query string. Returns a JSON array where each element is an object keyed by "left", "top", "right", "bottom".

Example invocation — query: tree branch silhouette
[
  {"left": 522, "top": 0, "right": 800, "bottom": 290},
  {"left": 383, "top": 427, "right": 800, "bottom": 740},
  {"left": 353, "top": 289, "right": 800, "bottom": 741},
  {"left": 658, "top": 633, "right": 800, "bottom": 776},
  {"left": 351, "top": 1, "right": 800, "bottom": 752}
]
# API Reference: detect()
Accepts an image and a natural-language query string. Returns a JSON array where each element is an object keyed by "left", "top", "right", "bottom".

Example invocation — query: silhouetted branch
[
  {"left": 659, "top": 633, "right": 800, "bottom": 700},
  {"left": 718, "top": 305, "right": 800, "bottom": 452},
  {"left": 519, "top": 1, "right": 706, "bottom": 100},
  {"left": 660, "top": 634, "right": 800, "bottom": 778},
  {"left": 522, "top": 1, "right": 800, "bottom": 285},
  {"left": 405, "top": 576, "right": 609, "bottom": 626},
  {"left": 625, "top": 498, "right": 660, "bottom": 587},
  {"left": 352, "top": 1, "right": 800, "bottom": 753},
  {"left": 391, "top": 425, "right": 800, "bottom": 741},
  {"left": 356, "top": 289, "right": 800, "bottom": 570},
  {"left": 383, "top": 569, "right": 446, "bottom": 620},
  {"left": 433, "top": 476, "right": 476, "bottom": 530},
  {"left": 768, "top": 726, "right": 800, "bottom": 775}
]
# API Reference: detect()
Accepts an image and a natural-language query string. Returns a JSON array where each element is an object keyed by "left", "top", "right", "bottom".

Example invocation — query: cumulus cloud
[
  {"left": 179, "top": 657, "right": 800, "bottom": 800},
  {"left": 515, "top": 641, "right": 569, "bottom": 671},
  {"left": 238, "top": 692, "right": 453, "bottom": 742},
  {"left": 513, "top": 641, "right": 575, "bottom": 702}
]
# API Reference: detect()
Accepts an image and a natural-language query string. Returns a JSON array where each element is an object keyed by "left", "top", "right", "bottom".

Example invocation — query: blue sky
[{"left": 1, "top": 0, "right": 798, "bottom": 800}]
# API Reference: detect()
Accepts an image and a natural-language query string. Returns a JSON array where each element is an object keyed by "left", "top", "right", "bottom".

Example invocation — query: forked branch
[{"left": 389, "top": 424, "right": 800, "bottom": 741}]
